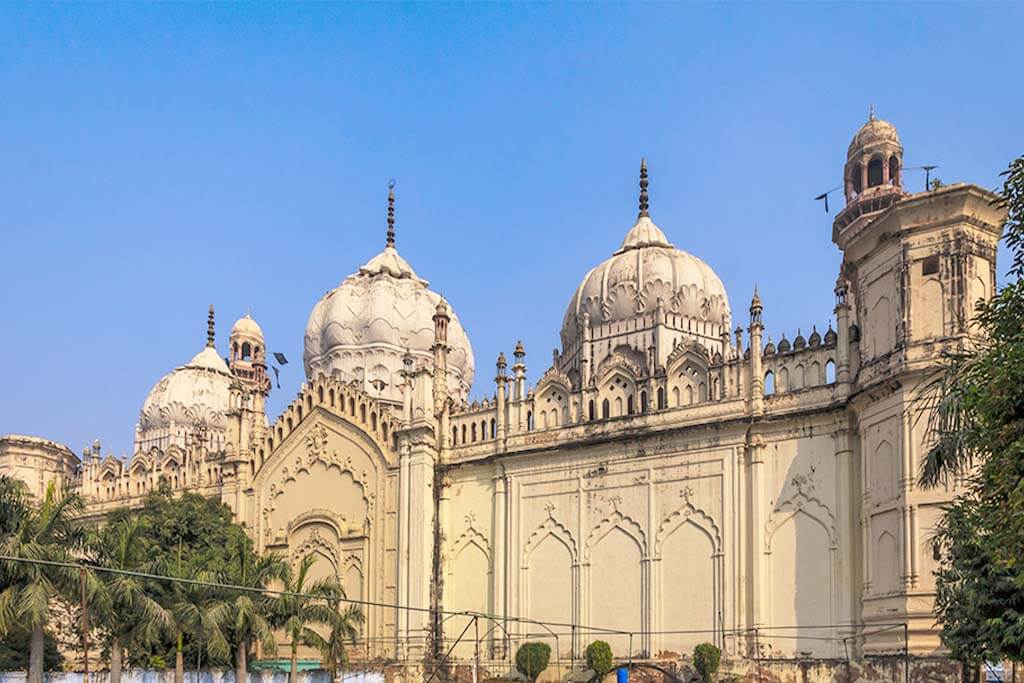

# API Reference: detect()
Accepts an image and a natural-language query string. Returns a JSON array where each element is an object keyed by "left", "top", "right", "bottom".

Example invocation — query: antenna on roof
[
  {"left": 813, "top": 186, "right": 842, "bottom": 213},
  {"left": 905, "top": 165, "right": 939, "bottom": 192}
]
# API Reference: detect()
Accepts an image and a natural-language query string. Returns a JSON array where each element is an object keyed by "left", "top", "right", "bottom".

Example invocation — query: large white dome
[
  {"left": 304, "top": 244, "right": 475, "bottom": 405},
  {"left": 561, "top": 215, "right": 732, "bottom": 351},
  {"left": 137, "top": 345, "right": 233, "bottom": 453}
]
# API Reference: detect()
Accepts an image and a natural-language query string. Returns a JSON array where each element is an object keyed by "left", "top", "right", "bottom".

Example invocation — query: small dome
[
  {"left": 824, "top": 324, "right": 837, "bottom": 346},
  {"left": 763, "top": 338, "right": 776, "bottom": 356},
  {"left": 231, "top": 314, "right": 264, "bottom": 340},
  {"left": 847, "top": 116, "right": 901, "bottom": 160},
  {"left": 808, "top": 326, "right": 822, "bottom": 348},
  {"left": 137, "top": 345, "right": 233, "bottom": 452},
  {"left": 793, "top": 330, "right": 807, "bottom": 350},
  {"left": 778, "top": 335, "right": 791, "bottom": 353}
]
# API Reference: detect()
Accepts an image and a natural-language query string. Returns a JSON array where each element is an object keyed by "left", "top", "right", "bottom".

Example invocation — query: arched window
[
  {"left": 481, "top": 420, "right": 487, "bottom": 440},
  {"left": 657, "top": 387, "right": 666, "bottom": 409},
  {"left": 601, "top": 399, "right": 610, "bottom": 419},
  {"left": 526, "top": 411, "right": 534, "bottom": 431},
  {"left": 349, "top": 398, "right": 356, "bottom": 416},
  {"left": 453, "top": 426, "right": 458, "bottom": 445},
  {"left": 233, "top": 342, "right": 239, "bottom": 359},
  {"left": 640, "top": 391, "right": 648, "bottom": 414},
  {"left": 490, "top": 419, "right": 496, "bottom": 439},
  {"left": 588, "top": 400, "right": 595, "bottom": 421},
  {"left": 371, "top": 412, "right": 377, "bottom": 431},
  {"left": 329, "top": 389, "right": 335, "bottom": 407},
  {"left": 360, "top": 404, "right": 366, "bottom": 423},
  {"left": 826, "top": 359, "right": 836, "bottom": 384},
  {"left": 868, "top": 157, "right": 883, "bottom": 187},
  {"left": 764, "top": 370, "right": 775, "bottom": 396},
  {"left": 627, "top": 395, "right": 634, "bottom": 415},
  {"left": 241, "top": 342, "right": 252, "bottom": 360},
  {"left": 461, "top": 425, "right": 467, "bottom": 444},
  {"left": 471, "top": 423, "right": 477, "bottom": 442},
  {"left": 851, "top": 164, "right": 863, "bottom": 194},
  {"left": 889, "top": 156, "right": 899, "bottom": 186},
  {"left": 317, "top": 386, "right": 324, "bottom": 403}
]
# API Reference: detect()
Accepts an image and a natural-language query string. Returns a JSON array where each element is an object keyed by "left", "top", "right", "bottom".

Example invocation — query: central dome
[
  {"left": 561, "top": 165, "right": 731, "bottom": 355},
  {"left": 303, "top": 191, "right": 474, "bottom": 404}
]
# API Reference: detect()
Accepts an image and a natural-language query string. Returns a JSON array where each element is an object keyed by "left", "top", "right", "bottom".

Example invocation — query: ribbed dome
[
  {"left": 561, "top": 215, "right": 731, "bottom": 350},
  {"left": 137, "top": 345, "right": 233, "bottom": 452},
  {"left": 304, "top": 245, "right": 474, "bottom": 405},
  {"left": 847, "top": 116, "right": 901, "bottom": 159}
]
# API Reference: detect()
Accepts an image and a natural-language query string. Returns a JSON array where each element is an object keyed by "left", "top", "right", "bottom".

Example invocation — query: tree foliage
[
  {"left": 515, "top": 641, "right": 551, "bottom": 682},
  {"left": 585, "top": 640, "right": 614, "bottom": 679},
  {"left": 921, "top": 156, "right": 1024, "bottom": 664},
  {"left": 692, "top": 642, "right": 721, "bottom": 683}
]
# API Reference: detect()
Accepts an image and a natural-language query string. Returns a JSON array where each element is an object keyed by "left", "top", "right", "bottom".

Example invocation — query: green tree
[
  {"left": 209, "top": 534, "right": 287, "bottom": 683},
  {"left": 92, "top": 517, "right": 173, "bottom": 683},
  {"left": 275, "top": 554, "right": 335, "bottom": 683},
  {"left": 0, "top": 481, "right": 89, "bottom": 683},
  {"left": 692, "top": 642, "right": 721, "bottom": 683},
  {"left": 919, "top": 156, "right": 1024, "bottom": 665},
  {"left": 585, "top": 640, "right": 613, "bottom": 680},
  {"left": 0, "top": 624, "right": 62, "bottom": 671},
  {"left": 108, "top": 487, "right": 245, "bottom": 670},
  {"left": 515, "top": 642, "right": 551, "bottom": 682}
]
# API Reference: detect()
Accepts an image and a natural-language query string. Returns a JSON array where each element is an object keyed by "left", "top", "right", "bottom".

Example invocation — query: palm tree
[
  {"left": 159, "top": 556, "right": 229, "bottom": 683},
  {"left": 92, "top": 517, "right": 173, "bottom": 683},
  {"left": 209, "top": 534, "right": 287, "bottom": 683},
  {"left": 0, "top": 481, "right": 88, "bottom": 683},
  {"left": 276, "top": 555, "right": 335, "bottom": 683},
  {"left": 314, "top": 588, "right": 364, "bottom": 679}
]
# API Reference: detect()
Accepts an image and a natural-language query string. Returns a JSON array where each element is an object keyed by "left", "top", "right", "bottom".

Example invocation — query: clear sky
[{"left": 1, "top": 3, "right": 1021, "bottom": 458}]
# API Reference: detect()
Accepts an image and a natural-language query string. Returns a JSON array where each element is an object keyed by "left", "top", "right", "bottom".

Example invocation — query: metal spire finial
[
  {"left": 638, "top": 157, "right": 649, "bottom": 219},
  {"left": 386, "top": 179, "right": 396, "bottom": 248},
  {"left": 206, "top": 304, "right": 215, "bottom": 348},
  {"left": 869, "top": 104, "right": 875, "bottom": 122}
]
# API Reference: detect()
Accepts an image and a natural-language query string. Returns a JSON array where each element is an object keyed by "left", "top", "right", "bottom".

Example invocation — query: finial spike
[
  {"left": 386, "top": 179, "right": 396, "bottom": 248},
  {"left": 869, "top": 104, "right": 875, "bottom": 121},
  {"left": 638, "top": 157, "right": 649, "bottom": 219},
  {"left": 207, "top": 305, "right": 215, "bottom": 348}
]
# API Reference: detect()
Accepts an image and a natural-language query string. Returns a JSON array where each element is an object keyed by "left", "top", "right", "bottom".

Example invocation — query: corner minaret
[
  {"left": 432, "top": 299, "right": 450, "bottom": 419},
  {"left": 748, "top": 287, "right": 764, "bottom": 413}
]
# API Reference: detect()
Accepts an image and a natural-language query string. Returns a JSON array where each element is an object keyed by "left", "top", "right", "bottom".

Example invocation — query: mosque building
[{"left": 0, "top": 115, "right": 1007, "bottom": 670}]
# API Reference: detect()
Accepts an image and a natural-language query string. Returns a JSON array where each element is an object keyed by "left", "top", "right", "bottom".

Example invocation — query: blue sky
[{"left": 1, "top": 3, "right": 1021, "bottom": 458}]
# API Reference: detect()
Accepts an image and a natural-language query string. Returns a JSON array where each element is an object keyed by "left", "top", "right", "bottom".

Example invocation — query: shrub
[
  {"left": 515, "top": 642, "right": 552, "bottom": 682},
  {"left": 692, "top": 642, "right": 721, "bottom": 683},
  {"left": 585, "top": 640, "right": 614, "bottom": 679}
]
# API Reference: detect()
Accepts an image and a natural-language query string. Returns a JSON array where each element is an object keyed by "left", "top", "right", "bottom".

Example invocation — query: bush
[
  {"left": 585, "top": 640, "right": 614, "bottom": 678},
  {"left": 692, "top": 642, "right": 721, "bottom": 683},
  {"left": 515, "top": 642, "right": 551, "bottom": 681}
]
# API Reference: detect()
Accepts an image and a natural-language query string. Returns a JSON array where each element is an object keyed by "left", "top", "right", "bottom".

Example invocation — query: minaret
[
  {"left": 432, "top": 299, "right": 450, "bottom": 419},
  {"left": 495, "top": 352, "right": 508, "bottom": 447},
  {"left": 834, "top": 277, "right": 851, "bottom": 390},
  {"left": 748, "top": 287, "right": 764, "bottom": 413},
  {"left": 512, "top": 341, "right": 527, "bottom": 431}
]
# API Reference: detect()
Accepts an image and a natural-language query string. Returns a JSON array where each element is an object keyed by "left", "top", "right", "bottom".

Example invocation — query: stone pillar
[
  {"left": 491, "top": 468, "right": 508, "bottom": 658},
  {"left": 746, "top": 435, "right": 766, "bottom": 647},
  {"left": 748, "top": 290, "right": 764, "bottom": 414},
  {"left": 835, "top": 279, "right": 852, "bottom": 390}
]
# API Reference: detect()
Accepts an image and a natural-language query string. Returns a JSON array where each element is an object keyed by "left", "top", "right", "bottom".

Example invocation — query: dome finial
[
  {"left": 869, "top": 104, "right": 875, "bottom": 122},
  {"left": 638, "top": 157, "right": 649, "bottom": 219},
  {"left": 207, "top": 304, "right": 215, "bottom": 348},
  {"left": 386, "top": 179, "right": 396, "bottom": 248}
]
